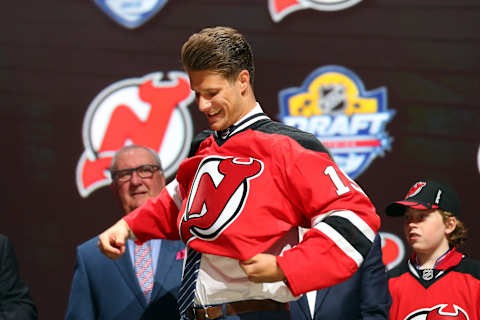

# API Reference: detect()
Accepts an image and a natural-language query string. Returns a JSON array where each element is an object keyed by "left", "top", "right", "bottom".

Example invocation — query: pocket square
[{"left": 176, "top": 248, "right": 186, "bottom": 260}]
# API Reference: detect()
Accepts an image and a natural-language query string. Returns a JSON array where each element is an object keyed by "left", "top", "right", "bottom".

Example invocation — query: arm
[
  {"left": 360, "top": 234, "right": 391, "bottom": 320},
  {"left": 123, "top": 180, "right": 183, "bottom": 243},
  {"left": 64, "top": 248, "right": 96, "bottom": 320},
  {"left": 98, "top": 180, "right": 182, "bottom": 258},
  {"left": 0, "top": 236, "right": 38, "bottom": 320},
  {"left": 275, "top": 139, "right": 380, "bottom": 295}
]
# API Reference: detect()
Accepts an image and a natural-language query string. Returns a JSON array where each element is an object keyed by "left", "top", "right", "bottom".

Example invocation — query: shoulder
[
  {"left": 77, "top": 236, "right": 100, "bottom": 250},
  {"left": 253, "top": 119, "right": 330, "bottom": 154},
  {"left": 189, "top": 130, "right": 213, "bottom": 157},
  {"left": 387, "top": 261, "right": 409, "bottom": 280},
  {"left": 0, "top": 234, "right": 9, "bottom": 250},
  {"left": 363, "top": 233, "right": 383, "bottom": 261},
  {"left": 453, "top": 256, "right": 480, "bottom": 280},
  {"left": 0, "top": 234, "right": 13, "bottom": 262},
  {"left": 76, "top": 236, "right": 105, "bottom": 259}
]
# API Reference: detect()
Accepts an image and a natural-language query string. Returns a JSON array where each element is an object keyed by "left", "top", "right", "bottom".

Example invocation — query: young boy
[{"left": 386, "top": 180, "right": 480, "bottom": 320}]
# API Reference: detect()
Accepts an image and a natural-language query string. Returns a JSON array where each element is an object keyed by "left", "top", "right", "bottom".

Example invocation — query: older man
[{"left": 65, "top": 145, "right": 184, "bottom": 320}]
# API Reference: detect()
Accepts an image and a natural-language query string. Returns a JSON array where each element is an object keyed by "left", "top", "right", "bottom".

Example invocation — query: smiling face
[
  {"left": 403, "top": 208, "right": 455, "bottom": 258},
  {"left": 111, "top": 148, "right": 165, "bottom": 214},
  {"left": 188, "top": 69, "right": 253, "bottom": 131}
]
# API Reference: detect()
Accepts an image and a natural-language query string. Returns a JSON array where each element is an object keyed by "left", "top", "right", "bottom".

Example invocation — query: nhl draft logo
[
  {"left": 404, "top": 304, "right": 469, "bottom": 320},
  {"left": 278, "top": 65, "right": 395, "bottom": 179},
  {"left": 94, "top": 0, "right": 168, "bottom": 29},
  {"left": 269, "top": 0, "right": 363, "bottom": 22},
  {"left": 379, "top": 232, "right": 405, "bottom": 270},
  {"left": 76, "top": 71, "right": 194, "bottom": 198}
]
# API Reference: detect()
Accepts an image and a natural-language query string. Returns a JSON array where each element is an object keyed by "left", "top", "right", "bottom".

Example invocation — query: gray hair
[{"left": 109, "top": 145, "right": 162, "bottom": 171}]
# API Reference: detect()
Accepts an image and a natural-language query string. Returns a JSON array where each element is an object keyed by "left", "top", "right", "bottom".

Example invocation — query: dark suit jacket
[
  {"left": 0, "top": 234, "right": 38, "bottom": 320},
  {"left": 290, "top": 234, "right": 391, "bottom": 320},
  {"left": 65, "top": 237, "right": 185, "bottom": 320}
]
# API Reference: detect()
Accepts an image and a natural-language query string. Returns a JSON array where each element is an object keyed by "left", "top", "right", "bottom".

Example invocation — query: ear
[
  {"left": 237, "top": 70, "right": 250, "bottom": 93},
  {"left": 444, "top": 216, "right": 457, "bottom": 235}
]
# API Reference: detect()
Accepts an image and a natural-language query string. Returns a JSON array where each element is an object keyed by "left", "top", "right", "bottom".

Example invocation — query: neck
[
  {"left": 415, "top": 242, "right": 450, "bottom": 269},
  {"left": 237, "top": 96, "right": 257, "bottom": 121}
]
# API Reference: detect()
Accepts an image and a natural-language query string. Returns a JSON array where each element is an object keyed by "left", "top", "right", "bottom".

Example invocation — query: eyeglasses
[{"left": 110, "top": 164, "right": 161, "bottom": 182}]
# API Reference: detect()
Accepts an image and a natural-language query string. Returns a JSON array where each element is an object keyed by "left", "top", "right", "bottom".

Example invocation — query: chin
[
  {"left": 209, "top": 120, "right": 228, "bottom": 131},
  {"left": 209, "top": 124, "right": 223, "bottom": 131}
]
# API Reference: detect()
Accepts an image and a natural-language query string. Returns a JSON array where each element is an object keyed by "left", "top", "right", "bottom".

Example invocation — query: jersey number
[{"left": 324, "top": 166, "right": 350, "bottom": 196}]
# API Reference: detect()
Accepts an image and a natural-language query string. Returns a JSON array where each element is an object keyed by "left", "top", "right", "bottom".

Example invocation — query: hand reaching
[
  {"left": 239, "top": 253, "right": 286, "bottom": 283},
  {"left": 97, "top": 219, "right": 131, "bottom": 259}
]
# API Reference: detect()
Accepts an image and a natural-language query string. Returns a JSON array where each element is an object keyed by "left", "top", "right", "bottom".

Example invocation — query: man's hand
[
  {"left": 97, "top": 219, "right": 131, "bottom": 259},
  {"left": 239, "top": 253, "right": 286, "bottom": 283}
]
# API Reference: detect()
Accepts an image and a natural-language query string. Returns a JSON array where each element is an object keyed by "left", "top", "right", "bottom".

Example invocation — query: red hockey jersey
[
  {"left": 125, "top": 113, "right": 380, "bottom": 295},
  {"left": 388, "top": 248, "right": 480, "bottom": 320}
]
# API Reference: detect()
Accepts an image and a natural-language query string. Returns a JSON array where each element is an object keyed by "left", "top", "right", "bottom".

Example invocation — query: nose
[
  {"left": 406, "top": 219, "right": 419, "bottom": 229},
  {"left": 197, "top": 95, "right": 212, "bottom": 112},
  {"left": 129, "top": 171, "right": 143, "bottom": 185}
]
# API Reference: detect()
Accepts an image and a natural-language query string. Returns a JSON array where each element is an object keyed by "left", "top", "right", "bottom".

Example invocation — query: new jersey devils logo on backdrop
[
  {"left": 76, "top": 71, "right": 194, "bottom": 198},
  {"left": 379, "top": 232, "right": 405, "bottom": 270},
  {"left": 180, "top": 156, "right": 264, "bottom": 244},
  {"left": 269, "top": 0, "right": 363, "bottom": 22},
  {"left": 404, "top": 304, "right": 469, "bottom": 320}
]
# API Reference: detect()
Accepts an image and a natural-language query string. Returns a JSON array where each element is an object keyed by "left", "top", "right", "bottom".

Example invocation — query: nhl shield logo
[
  {"left": 422, "top": 269, "right": 434, "bottom": 281},
  {"left": 76, "top": 71, "right": 194, "bottom": 198},
  {"left": 269, "top": 0, "right": 363, "bottom": 22},
  {"left": 278, "top": 65, "right": 395, "bottom": 179},
  {"left": 94, "top": 0, "right": 168, "bottom": 29}
]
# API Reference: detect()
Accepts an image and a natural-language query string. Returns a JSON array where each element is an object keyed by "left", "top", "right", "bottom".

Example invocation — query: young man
[
  {"left": 98, "top": 26, "right": 380, "bottom": 320},
  {"left": 65, "top": 145, "right": 184, "bottom": 320},
  {"left": 386, "top": 180, "right": 480, "bottom": 320}
]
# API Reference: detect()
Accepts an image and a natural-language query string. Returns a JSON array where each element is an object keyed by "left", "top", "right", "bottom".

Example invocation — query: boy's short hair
[{"left": 181, "top": 26, "right": 255, "bottom": 86}]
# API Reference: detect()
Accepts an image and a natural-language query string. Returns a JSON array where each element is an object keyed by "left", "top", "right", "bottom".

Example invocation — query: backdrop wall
[{"left": 2, "top": 1, "right": 479, "bottom": 318}]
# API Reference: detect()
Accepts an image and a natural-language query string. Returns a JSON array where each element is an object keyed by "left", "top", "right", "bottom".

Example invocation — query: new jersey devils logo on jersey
[
  {"left": 404, "top": 304, "right": 469, "bottom": 320},
  {"left": 180, "top": 156, "right": 264, "bottom": 244},
  {"left": 76, "top": 71, "right": 194, "bottom": 197}
]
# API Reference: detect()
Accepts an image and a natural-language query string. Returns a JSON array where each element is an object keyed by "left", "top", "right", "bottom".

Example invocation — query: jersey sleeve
[
  {"left": 274, "top": 137, "right": 381, "bottom": 296},
  {"left": 123, "top": 179, "right": 183, "bottom": 243}
]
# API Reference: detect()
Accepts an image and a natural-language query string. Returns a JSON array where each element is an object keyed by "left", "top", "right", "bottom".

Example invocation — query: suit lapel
[
  {"left": 297, "top": 294, "right": 313, "bottom": 320},
  {"left": 314, "top": 288, "right": 329, "bottom": 319},
  {"left": 114, "top": 243, "right": 146, "bottom": 307},
  {"left": 151, "top": 240, "right": 177, "bottom": 299}
]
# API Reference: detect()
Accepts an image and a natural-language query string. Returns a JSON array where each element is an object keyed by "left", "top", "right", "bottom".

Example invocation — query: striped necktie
[
  {"left": 134, "top": 242, "right": 154, "bottom": 303},
  {"left": 178, "top": 247, "right": 201, "bottom": 317}
]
